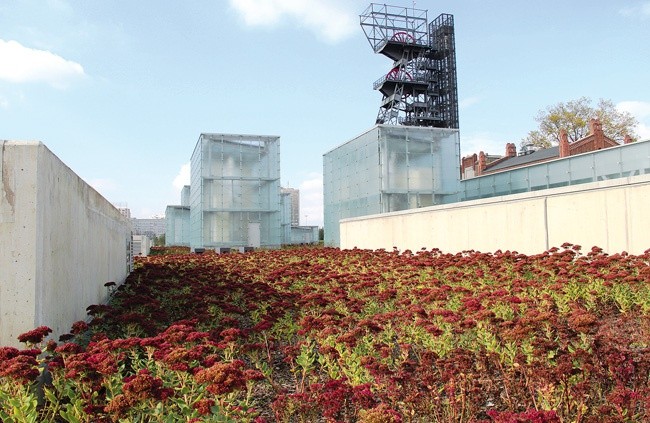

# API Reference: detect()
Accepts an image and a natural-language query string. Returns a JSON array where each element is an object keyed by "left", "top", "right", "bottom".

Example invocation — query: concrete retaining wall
[
  {"left": 1, "top": 141, "right": 132, "bottom": 347},
  {"left": 340, "top": 174, "right": 650, "bottom": 255}
]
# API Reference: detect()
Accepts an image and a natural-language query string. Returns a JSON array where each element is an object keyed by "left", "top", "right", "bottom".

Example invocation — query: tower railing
[{"left": 360, "top": 3, "right": 428, "bottom": 53}]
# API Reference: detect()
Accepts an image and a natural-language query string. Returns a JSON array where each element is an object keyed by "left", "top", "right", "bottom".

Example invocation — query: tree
[
  {"left": 153, "top": 234, "right": 166, "bottom": 246},
  {"left": 521, "top": 97, "right": 638, "bottom": 149}
]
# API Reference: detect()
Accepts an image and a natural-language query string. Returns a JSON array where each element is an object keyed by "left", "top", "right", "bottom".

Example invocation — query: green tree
[
  {"left": 521, "top": 97, "right": 638, "bottom": 148},
  {"left": 153, "top": 234, "right": 166, "bottom": 246}
]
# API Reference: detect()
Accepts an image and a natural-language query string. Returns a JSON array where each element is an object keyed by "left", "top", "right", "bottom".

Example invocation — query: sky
[{"left": 1, "top": 0, "right": 649, "bottom": 226}]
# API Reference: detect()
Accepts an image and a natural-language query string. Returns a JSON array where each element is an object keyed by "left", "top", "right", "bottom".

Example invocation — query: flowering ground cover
[{"left": 1, "top": 244, "right": 649, "bottom": 422}]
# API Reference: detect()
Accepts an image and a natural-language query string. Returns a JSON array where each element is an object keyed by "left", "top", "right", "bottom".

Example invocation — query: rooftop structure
[
  {"left": 165, "top": 205, "right": 190, "bottom": 247},
  {"left": 323, "top": 125, "right": 460, "bottom": 246},
  {"left": 360, "top": 3, "right": 458, "bottom": 128},
  {"left": 181, "top": 185, "right": 190, "bottom": 207},
  {"left": 166, "top": 133, "right": 317, "bottom": 249},
  {"left": 190, "top": 133, "right": 281, "bottom": 249},
  {"left": 281, "top": 187, "right": 300, "bottom": 226}
]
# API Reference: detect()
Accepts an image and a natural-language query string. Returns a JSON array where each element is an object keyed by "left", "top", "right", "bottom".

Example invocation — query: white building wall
[
  {"left": 341, "top": 174, "right": 650, "bottom": 255},
  {"left": 1, "top": 141, "right": 131, "bottom": 347}
]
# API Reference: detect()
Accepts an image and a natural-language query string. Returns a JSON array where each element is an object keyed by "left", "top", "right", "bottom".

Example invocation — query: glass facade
[
  {"left": 449, "top": 139, "right": 650, "bottom": 203},
  {"left": 323, "top": 125, "right": 460, "bottom": 246},
  {"left": 280, "top": 192, "right": 292, "bottom": 244},
  {"left": 190, "top": 134, "right": 281, "bottom": 250},
  {"left": 289, "top": 226, "right": 319, "bottom": 244},
  {"left": 165, "top": 206, "right": 190, "bottom": 247},
  {"left": 181, "top": 185, "right": 190, "bottom": 207}
]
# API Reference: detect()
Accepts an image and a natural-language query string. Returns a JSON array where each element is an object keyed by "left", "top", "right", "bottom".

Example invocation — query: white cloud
[
  {"left": 635, "top": 123, "right": 650, "bottom": 140},
  {"left": 173, "top": 162, "right": 191, "bottom": 192},
  {"left": 298, "top": 173, "right": 323, "bottom": 226},
  {"left": 46, "top": 0, "right": 73, "bottom": 14},
  {"left": 89, "top": 178, "right": 118, "bottom": 194},
  {"left": 617, "top": 100, "right": 650, "bottom": 119},
  {"left": 617, "top": 100, "right": 650, "bottom": 140},
  {"left": 619, "top": 2, "right": 650, "bottom": 18},
  {"left": 459, "top": 96, "right": 480, "bottom": 109},
  {"left": 0, "top": 39, "right": 85, "bottom": 89},
  {"left": 460, "top": 132, "right": 507, "bottom": 157},
  {"left": 228, "top": 0, "right": 357, "bottom": 43}
]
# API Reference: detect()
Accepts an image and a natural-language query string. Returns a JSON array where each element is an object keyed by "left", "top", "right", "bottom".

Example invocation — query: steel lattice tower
[{"left": 360, "top": 3, "right": 459, "bottom": 129}]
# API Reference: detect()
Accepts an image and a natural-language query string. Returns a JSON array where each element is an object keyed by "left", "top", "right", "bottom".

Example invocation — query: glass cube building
[
  {"left": 165, "top": 205, "right": 190, "bottom": 247},
  {"left": 190, "top": 133, "right": 281, "bottom": 250},
  {"left": 323, "top": 125, "right": 460, "bottom": 246},
  {"left": 180, "top": 185, "right": 190, "bottom": 206}
]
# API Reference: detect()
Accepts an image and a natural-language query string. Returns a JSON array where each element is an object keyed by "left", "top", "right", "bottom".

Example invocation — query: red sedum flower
[{"left": 17, "top": 326, "right": 52, "bottom": 344}]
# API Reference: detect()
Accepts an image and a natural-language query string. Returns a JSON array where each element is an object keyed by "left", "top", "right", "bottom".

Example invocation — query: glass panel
[
  {"left": 548, "top": 159, "right": 570, "bottom": 189},
  {"left": 385, "top": 141, "right": 408, "bottom": 190},
  {"left": 528, "top": 165, "right": 549, "bottom": 191},
  {"left": 418, "top": 193, "right": 433, "bottom": 207},
  {"left": 386, "top": 193, "right": 408, "bottom": 212},
  {"left": 509, "top": 168, "right": 529, "bottom": 194},
  {"left": 409, "top": 139, "right": 434, "bottom": 190},
  {"left": 478, "top": 175, "right": 495, "bottom": 198},
  {"left": 568, "top": 154, "right": 594, "bottom": 185},
  {"left": 620, "top": 141, "right": 650, "bottom": 176},
  {"left": 493, "top": 172, "right": 511, "bottom": 196},
  {"left": 323, "top": 127, "right": 382, "bottom": 246},
  {"left": 462, "top": 177, "right": 480, "bottom": 200},
  {"left": 594, "top": 148, "right": 622, "bottom": 181}
]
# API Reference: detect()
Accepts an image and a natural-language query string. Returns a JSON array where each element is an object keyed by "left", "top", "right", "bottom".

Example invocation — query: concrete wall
[
  {"left": 340, "top": 174, "right": 650, "bottom": 255},
  {"left": 1, "top": 141, "right": 131, "bottom": 347}
]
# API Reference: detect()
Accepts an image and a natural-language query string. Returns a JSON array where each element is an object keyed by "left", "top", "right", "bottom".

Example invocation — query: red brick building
[{"left": 461, "top": 118, "right": 634, "bottom": 179}]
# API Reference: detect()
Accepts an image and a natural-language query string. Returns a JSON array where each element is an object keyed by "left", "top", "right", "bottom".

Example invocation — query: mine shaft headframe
[
  {"left": 360, "top": 3, "right": 459, "bottom": 129},
  {"left": 360, "top": 3, "right": 429, "bottom": 57}
]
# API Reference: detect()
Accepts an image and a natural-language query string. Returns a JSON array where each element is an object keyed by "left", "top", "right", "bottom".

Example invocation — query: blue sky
[{"left": 1, "top": 1, "right": 649, "bottom": 226}]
